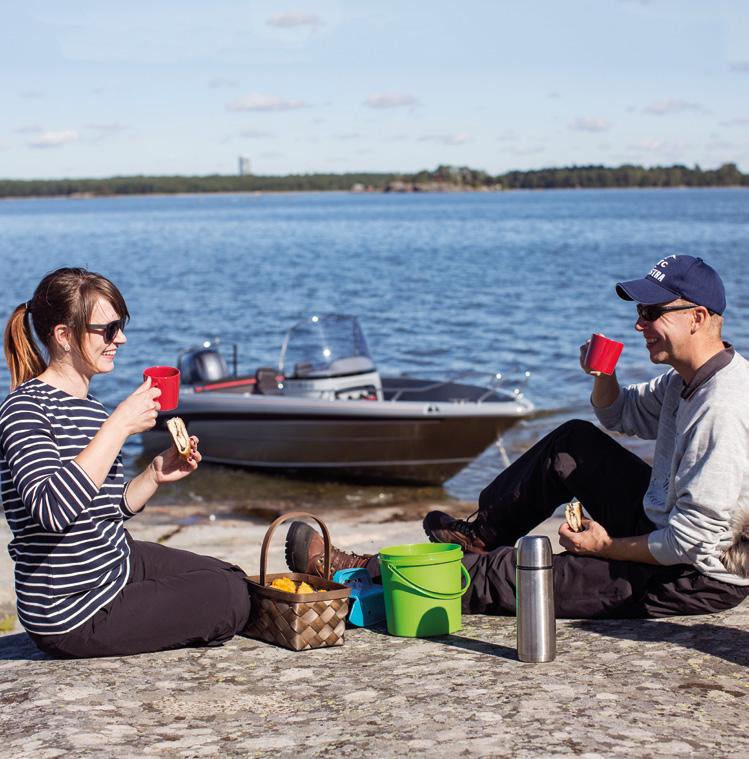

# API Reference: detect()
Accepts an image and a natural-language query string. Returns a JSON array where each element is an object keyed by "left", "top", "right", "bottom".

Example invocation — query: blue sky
[{"left": 2, "top": 0, "right": 748, "bottom": 179}]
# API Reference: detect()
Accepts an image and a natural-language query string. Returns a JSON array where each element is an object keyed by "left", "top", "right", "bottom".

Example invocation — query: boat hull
[{"left": 143, "top": 378, "right": 533, "bottom": 485}]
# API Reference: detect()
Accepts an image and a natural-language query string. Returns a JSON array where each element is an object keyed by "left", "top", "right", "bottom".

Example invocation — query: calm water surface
[{"left": 1, "top": 189, "right": 747, "bottom": 510}]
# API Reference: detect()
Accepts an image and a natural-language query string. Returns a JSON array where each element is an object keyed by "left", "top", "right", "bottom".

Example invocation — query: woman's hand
[
  {"left": 109, "top": 378, "right": 162, "bottom": 437},
  {"left": 150, "top": 436, "right": 202, "bottom": 484}
]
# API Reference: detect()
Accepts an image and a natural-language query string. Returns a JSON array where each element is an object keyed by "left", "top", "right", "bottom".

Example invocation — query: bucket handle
[{"left": 383, "top": 561, "right": 471, "bottom": 600}]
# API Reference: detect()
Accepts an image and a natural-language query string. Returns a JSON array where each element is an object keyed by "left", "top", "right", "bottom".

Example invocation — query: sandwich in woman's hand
[
  {"left": 166, "top": 416, "right": 191, "bottom": 460},
  {"left": 565, "top": 499, "right": 584, "bottom": 533}
]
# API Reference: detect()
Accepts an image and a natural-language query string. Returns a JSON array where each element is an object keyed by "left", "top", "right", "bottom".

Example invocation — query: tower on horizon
[{"left": 238, "top": 156, "right": 252, "bottom": 176}]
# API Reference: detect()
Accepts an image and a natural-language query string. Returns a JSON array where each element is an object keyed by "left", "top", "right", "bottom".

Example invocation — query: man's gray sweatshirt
[{"left": 594, "top": 350, "right": 749, "bottom": 586}]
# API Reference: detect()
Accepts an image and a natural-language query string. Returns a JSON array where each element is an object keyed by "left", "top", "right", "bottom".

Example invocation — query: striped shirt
[{"left": 0, "top": 379, "right": 132, "bottom": 635}]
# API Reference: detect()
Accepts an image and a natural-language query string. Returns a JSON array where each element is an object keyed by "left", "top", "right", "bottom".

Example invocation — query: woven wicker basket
[{"left": 243, "top": 512, "right": 351, "bottom": 652}]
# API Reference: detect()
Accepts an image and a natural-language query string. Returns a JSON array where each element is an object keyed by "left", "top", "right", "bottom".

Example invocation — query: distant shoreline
[
  {"left": 1, "top": 185, "right": 747, "bottom": 203},
  {"left": 1, "top": 162, "right": 746, "bottom": 200}
]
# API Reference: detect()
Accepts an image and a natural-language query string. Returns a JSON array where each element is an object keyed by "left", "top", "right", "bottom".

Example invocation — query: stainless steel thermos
[{"left": 515, "top": 535, "right": 556, "bottom": 662}]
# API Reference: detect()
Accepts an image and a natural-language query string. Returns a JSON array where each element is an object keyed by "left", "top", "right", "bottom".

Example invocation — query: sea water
[{"left": 1, "top": 188, "right": 747, "bottom": 508}]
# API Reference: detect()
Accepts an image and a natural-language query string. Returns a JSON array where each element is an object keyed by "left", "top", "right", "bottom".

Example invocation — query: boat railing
[{"left": 386, "top": 369, "right": 531, "bottom": 403}]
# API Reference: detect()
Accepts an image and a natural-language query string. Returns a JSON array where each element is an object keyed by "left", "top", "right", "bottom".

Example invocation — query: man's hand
[
  {"left": 559, "top": 518, "right": 612, "bottom": 556},
  {"left": 559, "top": 519, "right": 660, "bottom": 563}
]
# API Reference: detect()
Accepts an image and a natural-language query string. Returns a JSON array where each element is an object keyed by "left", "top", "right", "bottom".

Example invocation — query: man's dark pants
[{"left": 462, "top": 420, "right": 748, "bottom": 618}]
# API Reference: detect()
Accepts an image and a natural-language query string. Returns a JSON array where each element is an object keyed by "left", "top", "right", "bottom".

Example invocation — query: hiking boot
[
  {"left": 422, "top": 510, "right": 494, "bottom": 554},
  {"left": 285, "top": 521, "right": 375, "bottom": 579}
]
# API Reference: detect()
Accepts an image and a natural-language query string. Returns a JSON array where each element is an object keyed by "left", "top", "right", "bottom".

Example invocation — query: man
[{"left": 285, "top": 255, "right": 748, "bottom": 618}]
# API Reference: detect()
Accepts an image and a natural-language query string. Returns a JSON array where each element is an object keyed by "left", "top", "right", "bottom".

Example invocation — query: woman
[{"left": 0, "top": 267, "right": 250, "bottom": 658}]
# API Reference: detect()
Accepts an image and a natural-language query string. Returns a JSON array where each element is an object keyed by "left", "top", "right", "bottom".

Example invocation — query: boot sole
[{"left": 285, "top": 521, "right": 316, "bottom": 574}]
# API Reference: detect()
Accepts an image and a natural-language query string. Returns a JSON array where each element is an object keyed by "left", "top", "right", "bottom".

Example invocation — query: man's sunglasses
[
  {"left": 636, "top": 303, "right": 697, "bottom": 322},
  {"left": 86, "top": 317, "right": 127, "bottom": 343}
]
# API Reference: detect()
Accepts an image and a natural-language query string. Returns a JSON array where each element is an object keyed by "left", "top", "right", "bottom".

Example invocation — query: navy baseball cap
[{"left": 616, "top": 255, "right": 726, "bottom": 315}]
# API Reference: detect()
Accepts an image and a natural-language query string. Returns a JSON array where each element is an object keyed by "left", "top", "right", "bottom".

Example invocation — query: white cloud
[
  {"left": 364, "top": 93, "right": 419, "bottom": 109},
  {"left": 730, "top": 62, "right": 749, "bottom": 72},
  {"left": 419, "top": 132, "right": 472, "bottom": 146},
  {"left": 87, "top": 123, "right": 127, "bottom": 135},
  {"left": 85, "top": 123, "right": 127, "bottom": 143},
  {"left": 239, "top": 129, "right": 273, "bottom": 138},
  {"left": 267, "top": 12, "right": 322, "bottom": 29},
  {"left": 208, "top": 77, "right": 238, "bottom": 89},
  {"left": 227, "top": 93, "right": 306, "bottom": 112},
  {"left": 706, "top": 138, "right": 739, "bottom": 151},
  {"left": 570, "top": 117, "right": 611, "bottom": 132},
  {"left": 642, "top": 99, "right": 704, "bottom": 115},
  {"left": 28, "top": 130, "right": 79, "bottom": 149},
  {"left": 497, "top": 130, "right": 518, "bottom": 142},
  {"left": 510, "top": 146, "right": 545, "bottom": 156},
  {"left": 629, "top": 138, "right": 666, "bottom": 151},
  {"left": 626, "top": 139, "right": 692, "bottom": 157}
]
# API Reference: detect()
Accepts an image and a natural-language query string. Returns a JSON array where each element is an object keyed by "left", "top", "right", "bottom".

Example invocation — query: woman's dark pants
[
  {"left": 461, "top": 420, "right": 748, "bottom": 619},
  {"left": 30, "top": 535, "right": 251, "bottom": 658}
]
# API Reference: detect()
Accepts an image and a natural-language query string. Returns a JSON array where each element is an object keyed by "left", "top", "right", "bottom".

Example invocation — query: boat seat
[{"left": 255, "top": 367, "right": 284, "bottom": 395}]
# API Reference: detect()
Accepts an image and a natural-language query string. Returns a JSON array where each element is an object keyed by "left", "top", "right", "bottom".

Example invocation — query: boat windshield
[{"left": 279, "top": 314, "right": 377, "bottom": 378}]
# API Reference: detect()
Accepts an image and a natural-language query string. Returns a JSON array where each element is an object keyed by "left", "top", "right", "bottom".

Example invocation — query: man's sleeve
[
  {"left": 593, "top": 371, "right": 672, "bottom": 440},
  {"left": 647, "top": 402, "right": 746, "bottom": 565}
]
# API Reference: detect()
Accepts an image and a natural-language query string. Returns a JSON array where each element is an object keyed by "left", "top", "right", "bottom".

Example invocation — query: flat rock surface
[{"left": 1, "top": 510, "right": 747, "bottom": 758}]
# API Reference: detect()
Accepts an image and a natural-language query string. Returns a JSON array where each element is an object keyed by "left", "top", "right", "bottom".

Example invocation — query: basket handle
[{"left": 259, "top": 511, "right": 333, "bottom": 585}]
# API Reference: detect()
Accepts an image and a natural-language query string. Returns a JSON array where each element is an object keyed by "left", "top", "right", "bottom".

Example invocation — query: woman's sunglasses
[
  {"left": 86, "top": 317, "right": 127, "bottom": 343},
  {"left": 636, "top": 303, "right": 697, "bottom": 322}
]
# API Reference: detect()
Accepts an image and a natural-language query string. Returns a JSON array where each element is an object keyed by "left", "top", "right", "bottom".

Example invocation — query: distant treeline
[{"left": 0, "top": 163, "right": 746, "bottom": 198}]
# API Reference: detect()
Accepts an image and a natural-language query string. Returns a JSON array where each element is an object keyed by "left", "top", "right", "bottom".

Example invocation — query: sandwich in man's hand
[
  {"left": 167, "top": 417, "right": 191, "bottom": 460},
  {"left": 565, "top": 499, "right": 584, "bottom": 533}
]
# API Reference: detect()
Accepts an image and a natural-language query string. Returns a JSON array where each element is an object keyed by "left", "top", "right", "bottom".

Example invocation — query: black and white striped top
[{"left": 0, "top": 379, "right": 132, "bottom": 635}]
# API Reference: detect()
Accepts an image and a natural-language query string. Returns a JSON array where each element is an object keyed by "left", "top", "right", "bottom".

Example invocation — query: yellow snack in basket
[
  {"left": 270, "top": 577, "right": 298, "bottom": 593},
  {"left": 269, "top": 577, "right": 326, "bottom": 594}
]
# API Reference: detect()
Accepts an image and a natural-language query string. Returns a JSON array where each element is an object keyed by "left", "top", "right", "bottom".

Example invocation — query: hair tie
[{"left": 25, "top": 301, "right": 32, "bottom": 312}]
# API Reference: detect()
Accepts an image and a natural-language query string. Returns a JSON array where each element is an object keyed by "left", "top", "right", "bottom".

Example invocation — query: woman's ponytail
[{"left": 3, "top": 303, "right": 46, "bottom": 390}]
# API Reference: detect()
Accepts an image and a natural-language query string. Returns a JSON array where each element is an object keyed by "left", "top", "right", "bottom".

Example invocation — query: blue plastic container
[{"left": 332, "top": 568, "right": 386, "bottom": 627}]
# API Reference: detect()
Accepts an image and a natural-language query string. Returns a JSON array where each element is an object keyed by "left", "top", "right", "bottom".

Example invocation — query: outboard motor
[{"left": 178, "top": 349, "right": 229, "bottom": 385}]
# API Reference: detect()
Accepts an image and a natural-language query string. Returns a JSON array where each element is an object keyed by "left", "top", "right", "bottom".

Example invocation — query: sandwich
[
  {"left": 166, "top": 416, "right": 191, "bottom": 460},
  {"left": 565, "top": 499, "right": 584, "bottom": 533}
]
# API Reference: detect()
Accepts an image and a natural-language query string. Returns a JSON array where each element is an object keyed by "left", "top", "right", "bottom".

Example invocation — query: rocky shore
[{"left": 1, "top": 504, "right": 747, "bottom": 758}]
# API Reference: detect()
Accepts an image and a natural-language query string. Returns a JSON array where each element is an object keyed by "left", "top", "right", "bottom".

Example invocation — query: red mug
[
  {"left": 143, "top": 366, "right": 180, "bottom": 411},
  {"left": 585, "top": 334, "right": 623, "bottom": 376}
]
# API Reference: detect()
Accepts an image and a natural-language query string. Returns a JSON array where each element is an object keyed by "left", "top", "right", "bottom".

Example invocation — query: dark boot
[
  {"left": 422, "top": 510, "right": 496, "bottom": 553},
  {"left": 285, "top": 521, "right": 376, "bottom": 579}
]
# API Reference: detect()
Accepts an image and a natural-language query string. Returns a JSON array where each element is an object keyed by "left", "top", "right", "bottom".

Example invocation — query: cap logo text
[{"left": 648, "top": 268, "right": 666, "bottom": 282}]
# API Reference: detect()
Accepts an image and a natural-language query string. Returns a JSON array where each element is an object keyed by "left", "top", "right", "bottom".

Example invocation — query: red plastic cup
[
  {"left": 143, "top": 366, "right": 180, "bottom": 411},
  {"left": 585, "top": 334, "right": 624, "bottom": 376}
]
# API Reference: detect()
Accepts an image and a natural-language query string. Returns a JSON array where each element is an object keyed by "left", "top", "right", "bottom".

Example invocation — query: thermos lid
[{"left": 515, "top": 535, "right": 553, "bottom": 568}]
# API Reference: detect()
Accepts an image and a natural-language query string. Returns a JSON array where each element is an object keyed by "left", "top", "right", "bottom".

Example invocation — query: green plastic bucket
[{"left": 378, "top": 543, "right": 470, "bottom": 637}]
